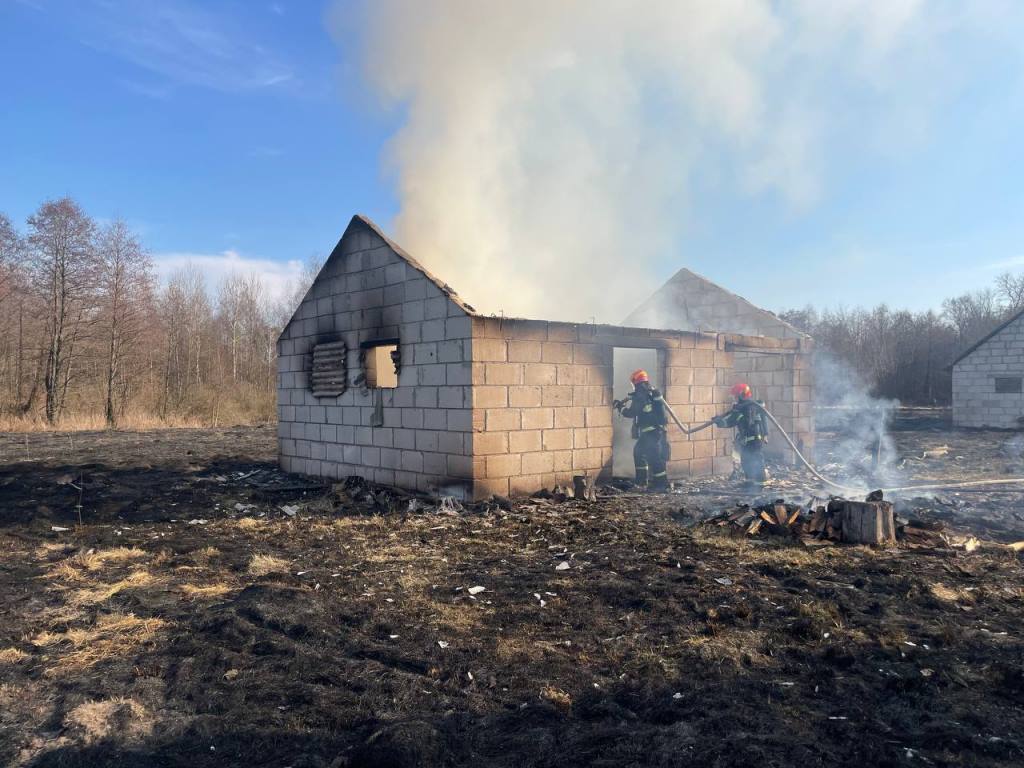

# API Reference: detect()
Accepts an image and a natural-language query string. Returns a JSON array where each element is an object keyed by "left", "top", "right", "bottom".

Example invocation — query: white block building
[{"left": 952, "top": 309, "right": 1024, "bottom": 429}]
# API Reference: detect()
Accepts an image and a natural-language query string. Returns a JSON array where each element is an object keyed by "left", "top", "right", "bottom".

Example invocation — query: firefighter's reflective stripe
[
  {"left": 651, "top": 471, "right": 667, "bottom": 478},
  {"left": 639, "top": 425, "right": 661, "bottom": 433},
  {"left": 642, "top": 404, "right": 653, "bottom": 413}
]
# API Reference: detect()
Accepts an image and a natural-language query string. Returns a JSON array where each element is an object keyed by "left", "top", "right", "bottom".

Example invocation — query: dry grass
[
  {"left": 539, "top": 685, "right": 573, "bottom": 711},
  {"left": 234, "top": 518, "right": 266, "bottom": 530},
  {"left": 81, "top": 547, "right": 149, "bottom": 569},
  {"left": 65, "top": 697, "right": 153, "bottom": 743},
  {"left": 33, "top": 613, "right": 168, "bottom": 674},
  {"left": 179, "top": 583, "right": 234, "bottom": 600},
  {"left": 930, "top": 582, "right": 975, "bottom": 604},
  {"left": 46, "top": 547, "right": 150, "bottom": 584},
  {"left": 248, "top": 554, "right": 289, "bottom": 577},
  {"left": 190, "top": 546, "right": 221, "bottom": 565},
  {"left": 0, "top": 412, "right": 214, "bottom": 433},
  {"left": 68, "top": 570, "right": 158, "bottom": 606},
  {"left": 0, "top": 647, "right": 29, "bottom": 663}
]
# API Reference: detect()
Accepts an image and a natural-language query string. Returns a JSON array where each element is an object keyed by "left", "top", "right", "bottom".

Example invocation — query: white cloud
[
  {"left": 69, "top": 0, "right": 293, "bottom": 92},
  {"left": 152, "top": 249, "right": 304, "bottom": 302}
]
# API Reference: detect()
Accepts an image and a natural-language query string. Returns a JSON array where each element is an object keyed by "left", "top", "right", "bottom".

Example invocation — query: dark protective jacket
[
  {"left": 715, "top": 399, "right": 768, "bottom": 446},
  {"left": 621, "top": 386, "right": 668, "bottom": 438}
]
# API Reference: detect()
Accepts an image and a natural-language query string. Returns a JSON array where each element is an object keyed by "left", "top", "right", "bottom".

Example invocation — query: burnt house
[{"left": 277, "top": 215, "right": 814, "bottom": 499}]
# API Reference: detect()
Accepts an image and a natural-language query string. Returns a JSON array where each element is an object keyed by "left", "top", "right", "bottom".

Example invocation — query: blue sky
[{"left": 2, "top": 0, "right": 1023, "bottom": 316}]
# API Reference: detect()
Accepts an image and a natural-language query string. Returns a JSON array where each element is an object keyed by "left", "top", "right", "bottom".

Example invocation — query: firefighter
[
  {"left": 614, "top": 369, "right": 670, "bottom": 490},
  {"left": 713, "top": 382, "right": 769, "bottom": 483}
]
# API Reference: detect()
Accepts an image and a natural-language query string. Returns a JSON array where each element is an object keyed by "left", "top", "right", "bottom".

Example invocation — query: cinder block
[
  {"left": 438, "top": 340, "right": 465, "bottom": 363},
  {"left": 573, "top": 428, "right": 589, "bottom": 449},
  {"left": 552, "top": 450, "right": 573, "bottom": 472},
  {"left": 583, "top": 406, "right": 611, "bottom": 427},
  {"left": 438, "top": 431, "right": 465, "bottom": 454},
  {"left": 508, "top": 340, "right": 543, "bottom": 362},
  {"left": 424, "top": 296, "right": 448, "bottom": 320},
  {"left": 381, "top": 448, "right": 402, "bottom": 470},
  {"left": 522, "top": 451, "right": 555, "bottom": 475},
  {"left": 447, "top": 454, "right": 472, "bottom": 478},
  {"left": 401, "top": 408, "right": 425, "bottom": 429},
  {"left": 423, "top": 409, "right": 447, "bottom": 430},
  {"left": 509, "top": 386, "right": 542, "bottom": 408},
  {"left": 417, "top": 364, "right": 447, "bottom": 386},
  {"left": 474, "top": 386, "right": 509, "bottom": 408},
  {"left": 415, "top": 430, "right": 439, "bottom": 452},
  {"left": 447, "top": 410, "right": 473, "bottom": 432},
  {"left": 423, "top": 452, "right": 447, "bottom": 475},
  {"left": 361, "top": 446, "right": 381, "bottom": 467},
  {"left": 690, "top": 386, "right": 714, "bottom": 404},
  {"left": 404, "top": 278, "right": 428, "bottom": 301},
  {"left": 446, "top": 362, "right": 473, "bottom": 386},
  {"left": 438, "top": 386, "right": 466, "bottom": 408},
  {"left": 542, "top": 428, "right": 573, "bottom": 451},
  {"left": 486, "top": 408, "right": 521, "bottom": 431},
  {"left": 372, "top": 428, "right": 394, "bottom": 448},
  {"left": 547, "top": 324, "right": 579, "bottom": 342},
  {"left": 401, "top": 450, "right": 424, "bottom": 473},
  {"left": 553, "top": 407, "right": 585, "bottom": 429},
  {"left": 445, "top": 316, "right": 472, "bottom": 339},
  {"left": 485, "top": 363, "right": 523, "bottom": 385},
  {"left": 557, "top": 365, "right": 588, "bottom": 386},
  {"left": 475, "top": 431, "right": 509, "bottom": 455},
  {"left": 473, "top": 338, "right": 507, "bottom": 362},
  {"left": 542, "top": 386, "right": 574, "bottom": 407},
  {"left": 524, "top": 364, "right": 558, "bottom": 386},
  {"left": 541, "top": 342, "right": 573, "bottom": 364},
  {"left": 421, "top": 318, "right": 446, "bottom": 342},
  {"left": 509, "top": 430, "right": 542, "bottom": 453},
  {"left": 521, "top": 408, "right": 555, "bottom": 430},
  {"left": 572, "top": 344, "right": 606, "bottom": 366},
  {"left": 572, "top": 448, "right": 603, "bottom": 470},
  {"left": 487, "top": 453, "right": 521, "bottom": 478}
]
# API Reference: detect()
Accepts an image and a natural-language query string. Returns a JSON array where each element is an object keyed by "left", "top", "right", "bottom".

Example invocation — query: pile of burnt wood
[{"left": 704, "top": 492, "right": 978, "bottom": 548}]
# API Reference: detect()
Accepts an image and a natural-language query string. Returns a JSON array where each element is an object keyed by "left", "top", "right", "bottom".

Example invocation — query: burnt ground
[{"left": 0, "top": 416, "right": 1022, "bottom": 767}]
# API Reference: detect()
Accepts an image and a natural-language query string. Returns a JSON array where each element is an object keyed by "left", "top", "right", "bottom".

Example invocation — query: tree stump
[
  {"left": 573, "top": 475, "right": 596, "bottom": 502},
  {"left": 837, "top": 501, "right": 896, "bottom": 545}
]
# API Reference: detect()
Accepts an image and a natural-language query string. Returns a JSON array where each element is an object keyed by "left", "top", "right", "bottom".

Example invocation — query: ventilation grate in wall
[{"left": 311, "top": 341, "right": 347, "bottom": 397}]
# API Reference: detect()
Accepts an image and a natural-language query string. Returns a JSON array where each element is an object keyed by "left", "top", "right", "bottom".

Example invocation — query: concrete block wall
[
  {"left": 469, "top": 319, "right": 739, "bottom": 498},
  {"left": 624, "top": 268, "right": 805, "bottom": 340},
  {"left": 953, "top": 314, "right": 1024, "bottom": 428},
  {"left": 276, "top": 219, "right": 476, "bottom": 498}
]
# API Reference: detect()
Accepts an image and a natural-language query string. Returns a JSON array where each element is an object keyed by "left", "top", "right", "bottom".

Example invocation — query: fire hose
[{"left": 661, "top": 400, "right": 1024, "bottom": 496}]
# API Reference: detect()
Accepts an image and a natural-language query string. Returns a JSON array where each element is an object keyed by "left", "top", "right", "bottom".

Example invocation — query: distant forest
[
  {"left": 0, "top": 197, "right": 318, "bottom": 429},
  {"left": 780, "top": 274, "right": 1023, "bottom": 406}
]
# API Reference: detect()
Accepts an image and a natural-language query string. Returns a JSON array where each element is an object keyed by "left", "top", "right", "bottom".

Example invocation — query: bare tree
[
  {"left": 995, "top": 272, "right": 1024, "bottom": 312},
  {"left": 26, "top": 198, "right": 98, "bottom": 424},
  {"left": 942, "top": 288, "right": 1003, "bottom": 347},
  {"left": 0, "top": 213, "right": 19, "bottom": 305},
  {"left": 97, "top": 219, "right": 155, "bottom": 426}
]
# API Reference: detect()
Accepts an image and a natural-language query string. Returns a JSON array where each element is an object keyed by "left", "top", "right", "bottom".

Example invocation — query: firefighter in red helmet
[
  {"left": 713, "top": 382, "right": 769, "bottom": 483},
  {"left": 614, "top": 369, "right": 670, "bottom": 490}
]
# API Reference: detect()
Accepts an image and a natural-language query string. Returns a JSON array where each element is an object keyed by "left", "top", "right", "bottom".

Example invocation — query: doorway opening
[{"left": 612, "top": 347, "right": 659, "bottom": 478}]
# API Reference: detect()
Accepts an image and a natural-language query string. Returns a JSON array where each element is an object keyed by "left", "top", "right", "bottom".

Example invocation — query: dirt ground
[{"left": 0, "top": 415, "right": 1022, "bottom": 767}]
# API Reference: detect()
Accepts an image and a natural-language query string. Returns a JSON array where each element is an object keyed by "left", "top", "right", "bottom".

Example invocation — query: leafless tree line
[
  {"left": 780, "top": 275, "right": 1024, "bottom": 405},
  {"left": 0, "top": 197, "right": 316, "bottom": 428}
]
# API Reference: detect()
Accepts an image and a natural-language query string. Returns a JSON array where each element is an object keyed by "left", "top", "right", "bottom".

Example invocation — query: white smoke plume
[
  {"left": 812, "top": 351, "right": 902, "bottom": 489},
  {"left": 340, "top": 1, "right": 1018, "bottom": 322}
]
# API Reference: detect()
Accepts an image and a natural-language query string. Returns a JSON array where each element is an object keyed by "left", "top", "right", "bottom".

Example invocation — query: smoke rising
[
  {"left": 340, "top": 0, "right": 1012, "bottom": 322},
  {"left": 812, "top": 351, "right": 902, "bottom": 489}
]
